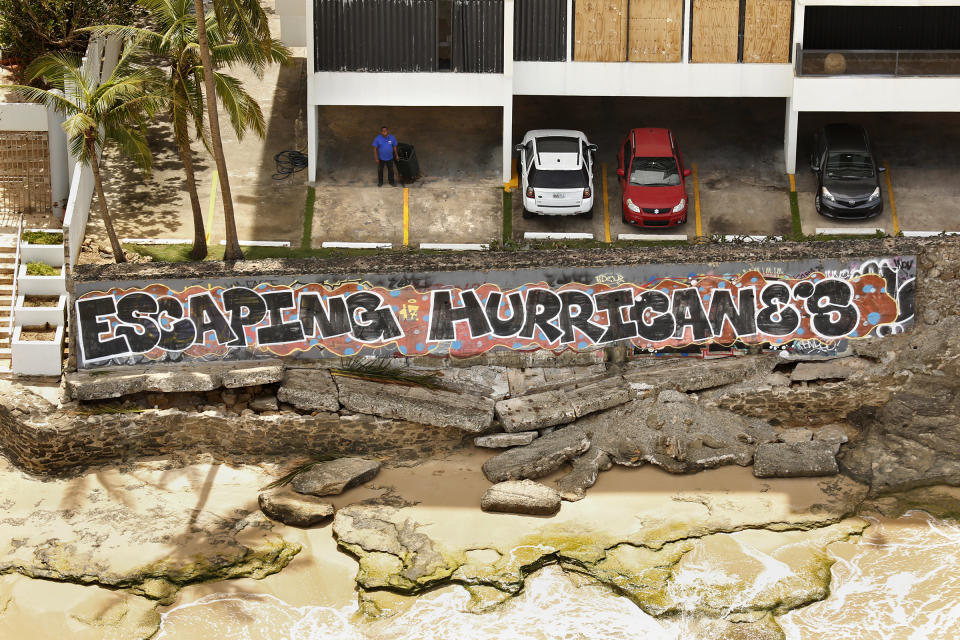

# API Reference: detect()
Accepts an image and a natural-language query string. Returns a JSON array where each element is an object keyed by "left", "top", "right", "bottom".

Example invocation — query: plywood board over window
[
  {"left": 691, "top": 0, "right": 739, "bottom": 62},
  {"left": 574, "top": 0, "right": 628, "bottom": 61},
  {"left": 743, "top": 0, "right": 792, "bottom": 63},
  {"left": 628, "top": 0, "right": 683, "bottom": 61}
]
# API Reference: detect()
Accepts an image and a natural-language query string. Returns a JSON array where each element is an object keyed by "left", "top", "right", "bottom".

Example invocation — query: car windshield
[
  {"left": 529, "top": 166, "right": 589, "bottom": 189},
  {"left": 536, "top": 137, "right": 580, "bottom": 156},
  {"left": 825, "top": 152, "right": 874, "bottom": 179},
  {"left": 629, "top": 157, "right": 680, "bottom": 186}
]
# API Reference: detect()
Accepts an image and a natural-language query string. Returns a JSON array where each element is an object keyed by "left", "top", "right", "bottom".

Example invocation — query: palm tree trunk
[
  {"left": 174, "top": 118, "right": 208, "bottom": 260},
  {"left": 88, "top": 139, "right": 126, "bottom": 264},
  {"left": 192, "top": 0, "right": 243, "bottom": 260}
]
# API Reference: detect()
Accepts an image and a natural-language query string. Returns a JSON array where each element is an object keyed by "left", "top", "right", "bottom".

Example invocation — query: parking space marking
[
  {"left": 883, "top": 161, "right": 900, "bottom": 235},
  {"left": 322, "top": 241, "right": 393, "bottom": 249},
  {"left": 619, "top": 233, "right": 687, "bottom": 241},
  {"left": 506, "top": 157, "right": 518, "bottom": 192},
  {"left": 602, "top": 163, "right": 611, "bottom": 243},
  {"left": 420, "top": 243, "right": 489, "bottom": 250},
  {"left": 692, "top": 163, "right": 702, "bottom": 238},
  {"left": 902, "top": 230, "right": 960, "bottom": 237},
  {"left": 205, "top": 169, "right": 219, "bottom": 242},
  {"left": 815, "top": 227, "right": 884, "bottom": 236},
  {"left": 524, "top": 232, "right": 594, "bottom": 240},
  {"left": 788, "top": 173, "right": 796, "bottom": 193},
  {"left": 403, "top": 187, "right": 410, "bottom": 246},
  {"left": 218, "top": 240, "right": 291, "bottom": 247}
]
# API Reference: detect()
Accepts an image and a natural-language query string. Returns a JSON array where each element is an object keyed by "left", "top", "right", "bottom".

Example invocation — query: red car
[{"left": 617, "top": 128, "right": 691, "bottom": 227}]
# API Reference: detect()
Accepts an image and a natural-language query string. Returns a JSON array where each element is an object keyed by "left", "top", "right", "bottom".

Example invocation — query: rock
[
  {"left": 815, "top": 424, "right": 849, "bottom": 445},
  {"left": 753, "top": 442, "right": 839, "bottom": 478},
  {"left": 791, "top": 358, "right": 871, "bottom": 382},
  {"left": 507, "top": 368, "right": 546, "bottom": 396},
  {"left": 495, "top": 390, "right": 575, "bottom": 432},
  {"left": 482, "top": 425, "right": 590, "bottom": 483},
  {"left": 291, "top": 457, "right": 381, "bottom": 496},
  {"left": 556, "top": 447, "right": 611, "bottom": 501},
  {"left": 221, "top": 363, "right": 284, "bottom": 388},
  {"left": 473, "top": 432, "right": 538, "bottom": 448},
  {"left": 259, "top": 490, "right": 334, "bottom": 527},
  {"left": 436, "top": 366, "right": 509, "bottom": 400},
  {"left": 250, "top": 395, "right": 279, "bottom": 412},
  {"left": 567, "top": 377, "right": 632, "bottom": 418},
  {"left": 221, "top": 390, "right": 237, "bottom": 406},
  {"left": 779, "top": 428, "right": 813, "bottom": 444},
  {"left": 480, "top": 480, "right": 561, "bottom": 516},
  {"left": 335, "top": 375, "right": 495, "bottom": 433},
  {"left": 277, "top": 369, "right": 340, "bottom": 412},
  {"left": 622, "top": 356, "right": 776, "bottom": 393}
]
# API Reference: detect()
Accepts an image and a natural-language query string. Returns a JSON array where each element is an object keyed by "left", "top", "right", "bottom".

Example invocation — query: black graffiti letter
[
  {"left": 756, "top": 283, "right": 800, "bottom": 336},
  {"left": 299, "top": 293, "right": 351, "bottom": 339},
  {"left": 631, "top": 290, "right": 675, "bottom": 342},
  {"left": 707, "top": 288, "right": 757, "bottom": 338},
  {"left": 484, "top": 291, "right": 526, "bottom": 338},
  {"left": 222, "top": 287, "right": 267, "bottom": 346},
  {"left": 115, "top": 293, "right": 161, "bottom": 353},
  {"left": 671, "top": 288, "right": 711, "bottom": 341},
  {"left": 154, "top": 297, "right": 195, "bottom": 351},
  {"left": 517, "top": 289, "right": 563, "bottom": 342},
  {"left": 77, "top": 296, "right": 129, "bottom": 362},
  {"left": 806, "top": 279, "right": 859, "bottom": 338},
  {"left": 558, "top": 291, "right": 604, "bottom": 344},
  {"left": 427, "top": 289, "right": 492, "bottom": 341},
  {"left": 594, "top": 289, "right": 638, "bottom": 343},
  {"left": 188, "top": 292, "right": 238, "bottom": 346},
  {"left": 346, "top": 291, "right": 403, "bottom": 342},
  {"left": 256, "top": 290, "right": 306, "bottom": 344}
]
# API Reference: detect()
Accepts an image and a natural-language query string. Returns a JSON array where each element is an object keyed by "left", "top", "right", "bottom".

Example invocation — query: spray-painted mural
[{"left": 74, "top": 256, "right": 916, "bottom": 368}]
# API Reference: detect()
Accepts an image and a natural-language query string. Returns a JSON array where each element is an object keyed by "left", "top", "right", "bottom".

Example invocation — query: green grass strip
[
  {"left": 788, "top": 191, "right": 802, "bottom": 241},
  {"left": 302, "top": 186, "right": 316, "bottom": 249},
  {"left": 502, "top": 188, "right": 512, "bottom": 244}
]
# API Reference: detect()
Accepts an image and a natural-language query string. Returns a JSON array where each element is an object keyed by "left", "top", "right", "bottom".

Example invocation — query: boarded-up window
[
  {"left": 628, "top": 0, "right": 683, "bottom": 62},
  {"left": 691, "top": 0, "right": 739, "bottom": 63},
  {"left": 574, "top": 0, "right": 628, "bottom": 62},
  {"left": 742, "top": 0, "right": 792, "bottom": 63}
]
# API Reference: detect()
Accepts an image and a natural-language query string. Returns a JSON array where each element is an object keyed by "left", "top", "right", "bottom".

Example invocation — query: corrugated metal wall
[
  {"left": 314, "top": 0, "right": 438, "bottom": 72},
  {"left": 514, "top": 0, "right": 567, "bottom": 61},
  {"left": 451, "top": 0, "right": 504, "bottom": 72},
  {"left": 804, "top": 7, "right": 960, "bottom": 50}
]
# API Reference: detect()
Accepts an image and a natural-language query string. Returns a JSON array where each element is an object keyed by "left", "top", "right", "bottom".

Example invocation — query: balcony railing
[{"left": 795, "top": 46, "right": 960, "bottom": 77}]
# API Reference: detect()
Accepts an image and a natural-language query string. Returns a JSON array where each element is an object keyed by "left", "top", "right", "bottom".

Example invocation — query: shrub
[
  {"left": 21, "top": 230, "right": 63, "bottom": 245},
  {"left": 25, "top": 262, "right": 59, "bottom": 276}
]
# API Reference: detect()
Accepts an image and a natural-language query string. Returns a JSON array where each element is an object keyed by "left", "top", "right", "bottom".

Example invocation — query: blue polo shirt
[{"left": 373, "top": 134, "right": 398, "bottom": 161}]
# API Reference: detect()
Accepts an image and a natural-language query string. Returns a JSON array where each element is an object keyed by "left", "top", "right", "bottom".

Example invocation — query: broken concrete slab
[
  {"left": 259, "top": 490, "right": 334, "bottom": 527},
  {"left": 814, "top": 424, "right": 849, "bottom": 446},
  {"left": 435, "top": 366, "right": 509, "bottom": 400},
  {"left": 753, "top": 442, "right": 839, "bottom": 478},
  {"left": 291, "top": 457, "right": 381, "bottom": 496},
  {"left": 622, "top": 356, "right": 777, "bottom": 393},
  {"left": 495, "top": 390, "right": 576, "bottom": 433},
  {"left": 482, "top": 425, "right": 590, "bottom": 483},
  {"left": 480, "top": 480, "right": 561, "bottom": 516},
  {"left": 277, "top": 369, "right": 340, "bottom": 412},
  {"left": 791, "top": 358, "right": 872, "bottom": 382},
  {"left": 555, "top": 446, "right": 612, "bottom": 502},
  {"left": 334, "top": 375, "right": 495, "bottom": 433},
  {"left": 779, "top": 428, "right": 814, "bottom": 444},
  {"left": 220, "top": 363, "right": 284, "bottom": 388},
  {"left": 568, "top": 377, "right": 632, "bottom": 419},
  {"left": 473, "top": 432, "right": 538, "bottom": 448}
]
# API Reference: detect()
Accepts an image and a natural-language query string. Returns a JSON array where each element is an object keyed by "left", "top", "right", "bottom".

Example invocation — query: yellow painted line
[
  {"left": 505, "top": 157, "right": 518, "bottom": 192},
  {"left": 692, "top": 163, "right": 702, "bottom": 238},
  {"left": 205, "top": 169, "right": 219, "bottom": 242},
  {"left": 788, "top": 173, "right": 796, "bottom": 193},
  {"left": 883, "top": 161, "right": 899, "bottom": 235},
  {"left": 601, "top": 163, "right": 611, "bottom": 243},
  {"left": 402, "top": 187, "right": 410, "bottom": 246}
]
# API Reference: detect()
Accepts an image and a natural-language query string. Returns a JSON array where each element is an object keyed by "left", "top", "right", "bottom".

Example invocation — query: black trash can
[{"left": 396, "top": 142, "right": 419, "bottom": 182}]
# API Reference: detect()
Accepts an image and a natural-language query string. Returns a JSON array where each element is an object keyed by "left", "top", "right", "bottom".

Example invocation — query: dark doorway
[{"left": 804, "top": 6, "right": 960, "bottom": 50}]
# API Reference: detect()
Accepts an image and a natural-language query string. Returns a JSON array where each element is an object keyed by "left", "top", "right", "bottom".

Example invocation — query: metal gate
[{"left": 0, "top": 131, "right": 51, "bottom": 225}]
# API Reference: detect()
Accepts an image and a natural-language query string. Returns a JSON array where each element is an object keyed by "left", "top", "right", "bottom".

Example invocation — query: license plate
[{"left": 552, "top": 193, "right": 564, "bottom": 199}]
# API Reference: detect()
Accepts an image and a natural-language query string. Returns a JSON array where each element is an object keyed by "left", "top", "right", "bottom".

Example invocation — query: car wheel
[
  {"left": 521, "top": 207, "right": 534, "bottom": 219},
  {"left": 621, "top": 211, "right": 628, "bottom": 224},
  {"left": 814, "top": 194, "right": 822, "bottom": 214}
]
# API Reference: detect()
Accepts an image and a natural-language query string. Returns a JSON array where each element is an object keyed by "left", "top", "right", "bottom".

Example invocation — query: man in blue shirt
[{"left": 372, "top": 126, "right": 399, "bottom": 187}]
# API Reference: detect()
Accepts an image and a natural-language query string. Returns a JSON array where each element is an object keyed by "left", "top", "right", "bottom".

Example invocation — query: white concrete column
[
  {"left": 504, "top": 0, "right": 514, "bottom": 77},
  {"left": 46, "top": 100, "right": 69, "bottom": 220},
  {"left": 502, "top": 0, "right": 515, "bottom": 184},
  {"left": 502, "top": 97, "right": 513, "bottom": 183},
  {"left": 683, "top": 0, "right": 692, "bottom": 63},
  {"left": 784, "top": 96, "right": 799, "bottom": 174},
  {"left": 306, "top": 0, "right": 318, "bottom": 182},
  {"left": 566, "top": 0, "right": 574, "bottom": 61}
]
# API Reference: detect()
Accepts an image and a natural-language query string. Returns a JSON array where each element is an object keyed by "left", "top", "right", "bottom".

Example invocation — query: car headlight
[
  {"left": 626, "top": 198, "right": 640, "bottom": 213},
  {"left": 868, "top": 187, "right": 880, "bottom": 201},
  {"left": 525, "top": 186, "right": 534, "bottom": 198},
  {"left": 821, "top": 187, "right": 835, "bottom": 201},
  {"left": 672, "top": 198, "right": 686, "bottom": 213}
]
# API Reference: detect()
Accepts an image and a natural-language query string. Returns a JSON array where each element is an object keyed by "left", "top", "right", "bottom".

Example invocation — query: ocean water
[{"left": 155, "top": 512, "right": 960, "bottom": 640}]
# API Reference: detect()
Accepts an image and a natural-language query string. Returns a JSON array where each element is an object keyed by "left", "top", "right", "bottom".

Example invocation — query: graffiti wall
[{"left": 74, "top": 256, "right": 916, "bottom": 368}]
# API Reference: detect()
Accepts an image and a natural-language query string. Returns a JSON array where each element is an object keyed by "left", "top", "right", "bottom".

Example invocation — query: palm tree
[
  {"left": 192, "top": 0, "right": 274, "bottom": 261},
  {"left": 6, "top": 47, "right": 165, "bottom": 263},
  {"left": 91, "top": 0, "right": 289, "bottom": 260}
]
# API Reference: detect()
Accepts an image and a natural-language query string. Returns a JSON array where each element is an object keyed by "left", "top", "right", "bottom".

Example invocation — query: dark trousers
[{"left": 377, "top": 159, "right": 396, "bottom": 185}]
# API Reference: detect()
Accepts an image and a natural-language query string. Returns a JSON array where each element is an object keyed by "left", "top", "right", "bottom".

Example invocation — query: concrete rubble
[
  {"left": 754, "top": 441, "right": 841, "bottom": 478},
  {"left": 555, "top": 446, "right": 612, "bottom": 501},
  {"left": 277, "top": 368, "right": 340, "bottom": 412},
  {"left": 291, "top": 457, "right": 381, "bottom": 497},
  {"left": 480, "top": 480, "right": 561, "bottom": 516},
  {"left": 473, "top": 432, "right": 538, "bottom": 448},
  {"left": 259, "top": 489, "right": 335, "bottom": 527},
  {"left": 482, "top": 425, "right": 590, "bottom": 483}
]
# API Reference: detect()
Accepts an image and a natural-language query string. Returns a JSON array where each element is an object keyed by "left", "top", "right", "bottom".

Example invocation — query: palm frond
[
  {"left": 260, "top": 453, "right": 344, "bottom": 491},
  {"left": 331, "top": 359, "right": 444, "bottom": 389}
]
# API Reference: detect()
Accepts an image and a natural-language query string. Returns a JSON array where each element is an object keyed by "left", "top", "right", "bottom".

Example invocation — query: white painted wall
[
  {"left": 308, "top": 72, "right": 512, "bottom": 107},
  {"left": 276, "top": 0, "right": 306, "bottom": 47},
  {"left": 793, "top": 76, "right": 960, "bottom": 111}
]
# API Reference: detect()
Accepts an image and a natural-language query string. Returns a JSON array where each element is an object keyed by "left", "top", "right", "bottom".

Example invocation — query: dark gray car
[{"left": 810, "top": 123, "right": 886, "bottom": 219}]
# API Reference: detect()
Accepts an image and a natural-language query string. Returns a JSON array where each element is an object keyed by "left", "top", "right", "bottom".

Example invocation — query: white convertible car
[{"left": 515, "top": 129, "right": 597, "bottom": 219}]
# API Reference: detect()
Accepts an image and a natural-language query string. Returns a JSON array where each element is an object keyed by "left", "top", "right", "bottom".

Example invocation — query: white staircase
[{"left": 0, "top": 233, "right": 15, "bottom": 377}]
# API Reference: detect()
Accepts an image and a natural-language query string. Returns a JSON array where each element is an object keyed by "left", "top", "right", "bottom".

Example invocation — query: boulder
[
  {"left": 753, "top": 442, "right": 839, "bottom": 478},
  {"left": 473, "top": 432, "right": 538, "bottom": 448},
  {"left": 277, "top": 368, "right": 340, "bottom": 412},
  {"left": 482, "top": 425, "right": 590, "bottom": 483},
  {"left": 480, "top": 480, "right": 561, "bottom": 516},
  {"left": 555, "top": 447, "right": 612, "bottom": 501},
  {"left": 250, "top": 394, "right": 279, "bottom": 412},
  {"left": 291, "top": 457, "right": 381, "bottom": 496},
  {"left": 779, "top": 428, "right": 813, "bottom": 444},
  {"left": 258, "top": 490, "right": 334, "bottom": 527}
]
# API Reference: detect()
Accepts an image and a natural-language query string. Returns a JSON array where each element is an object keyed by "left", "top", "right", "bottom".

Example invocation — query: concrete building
[{"left": 276, "top": 0, "right": 960, "bottom": 182}]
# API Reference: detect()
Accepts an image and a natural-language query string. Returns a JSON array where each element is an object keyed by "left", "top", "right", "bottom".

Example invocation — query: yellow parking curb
[
  {"left": 692, "top": 163, "right": 702, "bottom": 238},
  {"left": 205, "top": 169, "right": 219, "bottom": 243},
  {"left": 505, "top": 157, "right": 518, "bottom": 192},
  {"left": 403, "top": 187, "right": 410, "bottom": 246},
  {"left": 788, "top": 173, "right": 796, "bottom": 193},
  {"left": 883, "top": 161, "right": 899, "bottom": 235},
  {"left": 602, "top": 163, "right": 611, "bottom": 243}
]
